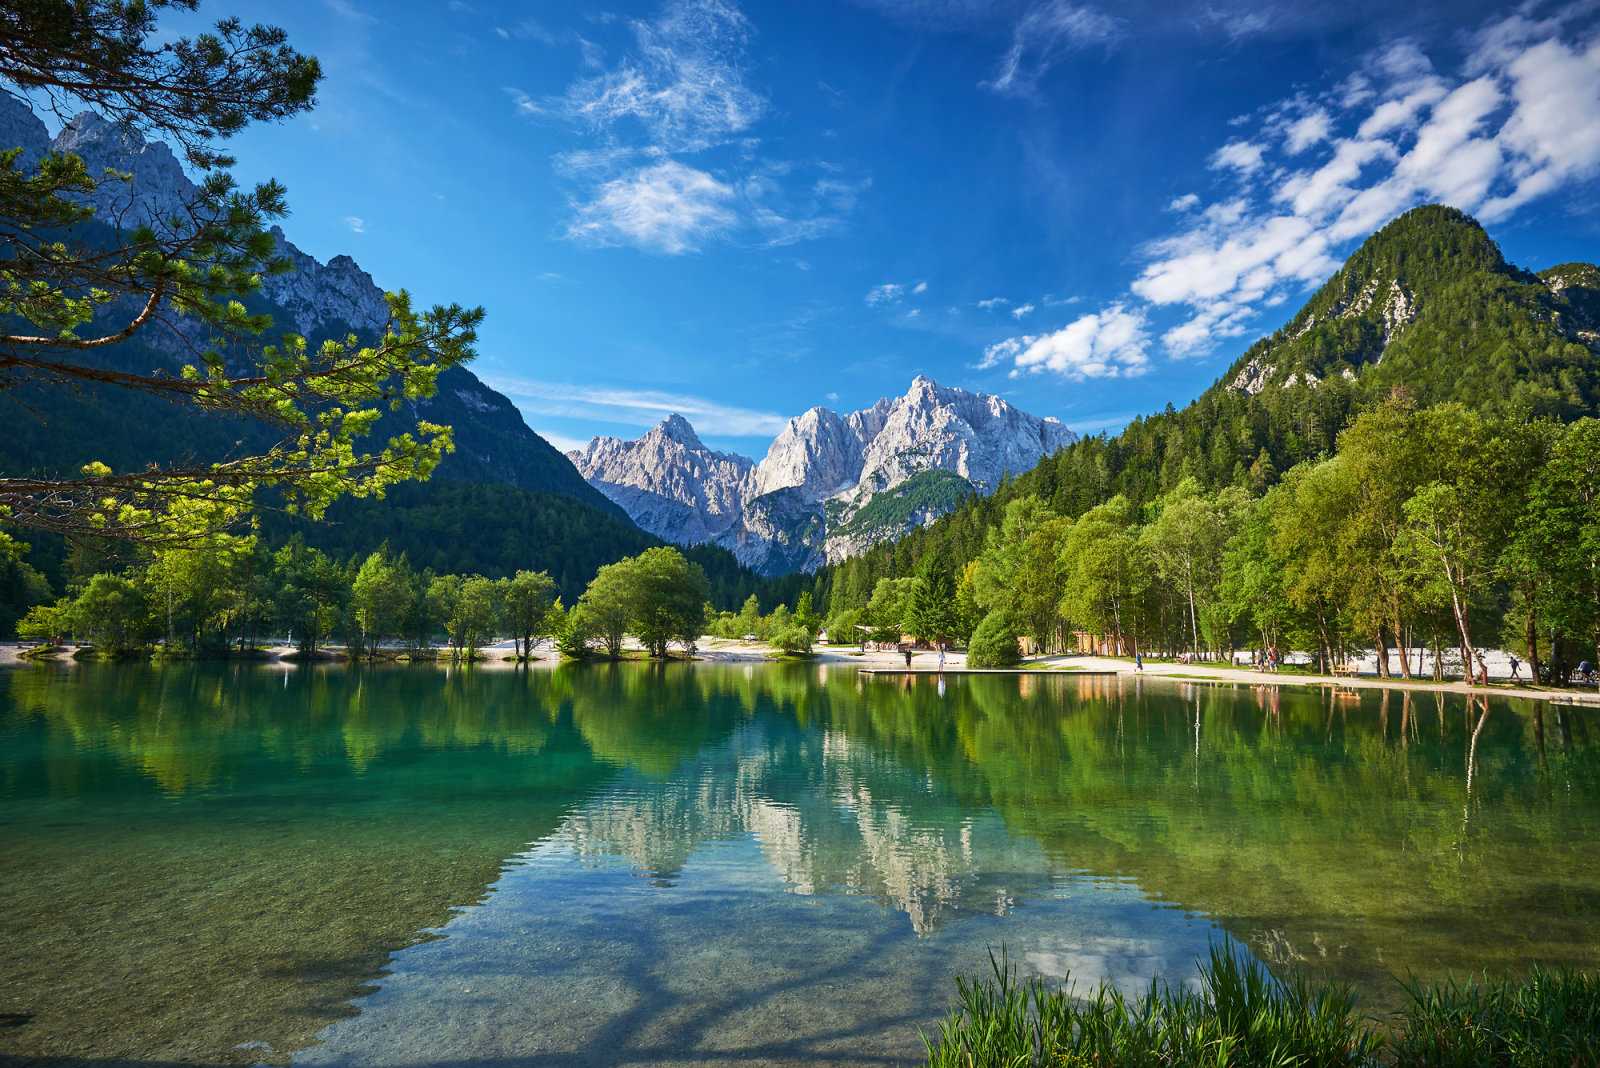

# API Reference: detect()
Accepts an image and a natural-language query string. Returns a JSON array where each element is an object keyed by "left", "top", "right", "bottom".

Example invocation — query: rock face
[
  {"left": 571, "top": 377, "right": 1077, "bottom": 575},
  {"left": 568, "top": 415, "right": 758, "bottom": 544},
  {"left": 1, "top": 95, "right": 621, "bottom": 516}
]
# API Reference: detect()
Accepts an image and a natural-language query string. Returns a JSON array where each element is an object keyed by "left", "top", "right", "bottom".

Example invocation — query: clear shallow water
[{"left": 0, "top": 663, "right": 1596, "bottom": 1067}]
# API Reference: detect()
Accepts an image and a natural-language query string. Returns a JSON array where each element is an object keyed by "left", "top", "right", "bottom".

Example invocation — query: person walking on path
[
  {"left": 903, "top": 646, "right": 912, "bottom": 668},
  {"left": 1509, "top": 655, "right": 1521, "bottom": 681},
  {"left": 1135, "top": 651, "right": 1143, "bottom": 672},
  {"left": 937, "top": 646, "right": 946, "bottom": 671}
]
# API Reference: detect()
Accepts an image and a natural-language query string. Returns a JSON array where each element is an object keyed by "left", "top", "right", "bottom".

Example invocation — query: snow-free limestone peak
[
  {"left": 567, "top": 416, "right": 759, "bottom": 546},
  {"left": 570, "top": 379, "right": 1079, "bottom": 575}
]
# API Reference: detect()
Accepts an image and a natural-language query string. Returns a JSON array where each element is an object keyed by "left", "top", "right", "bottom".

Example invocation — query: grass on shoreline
[{"left": 925, "top": 943, "right": 1600, "bottom": 1068}]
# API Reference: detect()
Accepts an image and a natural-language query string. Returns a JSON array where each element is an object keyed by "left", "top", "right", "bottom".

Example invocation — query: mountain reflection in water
[{"left": 0, "top": 662, "right": 1595, "bottom": 1067}]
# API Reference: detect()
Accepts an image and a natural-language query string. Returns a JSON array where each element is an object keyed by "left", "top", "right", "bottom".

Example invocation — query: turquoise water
[{"left": 1, "top": 662, "right": 1596, "bottom": 1066}]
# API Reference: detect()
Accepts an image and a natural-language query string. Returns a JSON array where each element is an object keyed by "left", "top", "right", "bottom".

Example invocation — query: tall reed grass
[{"left": 923, "top": 943, "right": 1600, "bottom": 1068}]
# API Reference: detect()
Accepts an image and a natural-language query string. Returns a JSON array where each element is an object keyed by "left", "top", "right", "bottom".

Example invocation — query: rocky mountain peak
[{"left": 653, "top": 413, "right": 705, "bottom": 449}]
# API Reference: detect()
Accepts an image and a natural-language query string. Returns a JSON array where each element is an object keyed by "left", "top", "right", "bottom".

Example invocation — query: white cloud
[
  {"left": 977, "top": 296, "right": 1010, "bottom": 309},
  {"left": 1167, "top": 193, "right": 1201, "bottom": 211},
  {"left": 1283, "top": 109, "right": 1333, "bottom": 153},
  {"left": 980, "top": 305, "right": 1150, "bottom": 380},
  {"left": 567, "top": 161, "right": 737, "bottom": 254},
  {"left": 984, "top": 1, "right": 1121, "bottom": 96},
  {"left": 486, "top": 377, "right": 788, "bottom": 437},
  {"left": 1012, "top": 302, "right": 1036, "bottom": 319},
  {"left": 344, "top": 216, "right": 365, "bottom": 233},
  {"left": 1210, "top": 140, "right": 1266, "bottom": 175},
  {"left": 912, "top": 281, "right": 928, "bottom": 294},
  {"left": 867, "top": 283, "right": 904, "bottom": 305}
]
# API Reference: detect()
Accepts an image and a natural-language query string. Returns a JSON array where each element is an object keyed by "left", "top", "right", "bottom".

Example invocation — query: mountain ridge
[{"left": 569, "top": 375, "right": 1077, "bottom": 575}]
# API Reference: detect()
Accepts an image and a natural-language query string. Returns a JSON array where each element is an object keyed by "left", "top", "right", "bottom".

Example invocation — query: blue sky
[{"left": 157, "top": 0, "right": 1600, "bottom": 456}]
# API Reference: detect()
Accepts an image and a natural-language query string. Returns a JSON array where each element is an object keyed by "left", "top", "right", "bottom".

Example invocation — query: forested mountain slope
[{"left": 817, "top": 205, "right": 1600, "bottom": 605}]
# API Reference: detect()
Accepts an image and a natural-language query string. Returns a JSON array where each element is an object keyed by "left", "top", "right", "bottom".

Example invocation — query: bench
[{"left": 1332, "top": 663, "right": 1361, "bottom": 678}]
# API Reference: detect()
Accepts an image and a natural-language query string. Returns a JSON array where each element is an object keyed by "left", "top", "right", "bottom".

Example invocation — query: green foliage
[
  {"left": 770, "top": 625, "right": 815, "bottom": 655},
  {"left": 499, "top": 569, "right": 558, "bottom": 658},
  {"left": 907, "top": 564, "right": 959, "bottom": 648},
  {"left": 925, "top": 943, "right": 1380, "bottom": 1068},
  {"left": 832, "top": 469, "right": 973, "bottom": 541},
  {"left": 967, "top": 611, "right": 1022, "bottom": 668},
  {"left": 0, "top": 552, "right": 53, "bottom": 637},
  {"left": 72, "top": 573, "right": 153, "bottom": 655},
  {"left": 627, "top": 546, "right": 712, "bottom": 658},
  {"left": 1390, "top": 967, "right": 1600, "bottom": 1066},
  {"left": 350, "top": 547, "right": 413, "bottom": 659},
  {"left": 576, "top": 547, "right": 710, "bottom": 658}
]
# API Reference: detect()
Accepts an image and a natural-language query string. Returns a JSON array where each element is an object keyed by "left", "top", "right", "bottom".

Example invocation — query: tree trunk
[
  {"left": 1375, "top": 625, "right": 1391, "bottom": 678},
  {"left": 1393, "top": 608, "right": 1413, "bottom": 679},
  {"left": 1187, "top": 580, "right": 1200, "bottom": 660},
  {"left": 1524, "top": 588, "right": 1542, "bottom": 687},
  {"left": 1449, "top": 585, "right": 1478, "bottom": 684}
]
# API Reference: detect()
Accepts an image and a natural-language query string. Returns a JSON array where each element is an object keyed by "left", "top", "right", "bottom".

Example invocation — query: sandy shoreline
[{"left": 3, "top": 638, "right": 1596, "bottom": 704}]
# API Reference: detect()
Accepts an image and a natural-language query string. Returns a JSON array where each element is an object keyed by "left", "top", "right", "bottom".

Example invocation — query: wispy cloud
[
  {"left": 568, "top": 161, "right": 737, "bottom": 253},
  {"left": 984, "top": 1, "right": 1121, "bottom": 96},
  {"left": 533, "top": 428, "right": 591, "bottom": 454},
  {"left": 867, "top": 282, "right": 904, "bottom": 305},
  {"left": 1012, "top": 302, "right": 1035, "bottom": 319},
  {"left": 983, "top": 6, "right": 1600, "bottom": 376},
  {"left": 509, "top": 0, "right": 860, "bottom": 255},
  {"left": 976, "top": 296, "right": 1011, "bottom": 310},
  {"left": 1193, "top": 5, "right": 1278, "bottom": 43},
  {"left": 535, "top": 0, "right": 763, "bottom": 153},
  {"left": 485, "top": 377, "right": 790, "bottom": 437},
  {"left": 344, "top": 216, "right": 366, "bottom": 233}
]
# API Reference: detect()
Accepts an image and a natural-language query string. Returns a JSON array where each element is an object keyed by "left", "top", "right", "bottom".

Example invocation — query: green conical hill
[{"left": 1219, "top": 205, "right": 1599, "bottom": 418}]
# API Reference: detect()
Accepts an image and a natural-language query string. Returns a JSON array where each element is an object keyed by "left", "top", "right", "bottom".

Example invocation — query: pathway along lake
[{"left": 1, "top": 662, "right": 1596, "bottom": 1067}]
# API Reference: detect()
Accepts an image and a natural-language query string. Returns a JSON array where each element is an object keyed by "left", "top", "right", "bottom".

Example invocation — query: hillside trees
[{"left": 0, "top": 0, "right": 481, "bottom": 550}]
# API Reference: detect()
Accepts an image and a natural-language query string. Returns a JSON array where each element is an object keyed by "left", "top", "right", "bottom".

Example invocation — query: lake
[{"left": 1, "top": 662, "right": 1596, "bottom": 1067}]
